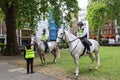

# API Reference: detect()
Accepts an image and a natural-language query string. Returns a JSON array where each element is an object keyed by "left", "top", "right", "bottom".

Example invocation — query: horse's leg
[
  {"left": 39, "top": 54, "right": 44, "bottom": 66},
  {"left": 37, "top": 50, "right": 43, "bottom": 66},
  {"left": 42, "top": 54, "right": 46, "bottom": 66},
  {"left": 51, "top": 50, "right": 57, "bottom": 63},
  {"left": 56, "top": 46, "right": 60, "bottom": 58},
  {"left": 74, "top": 54, "right": 79, "bottom": 77},
  {"left": 94, "top": 51, "right": 100, "bottom": 69},
  {"left": 88, "top": 53, "right": 95, "bottom": 70}
]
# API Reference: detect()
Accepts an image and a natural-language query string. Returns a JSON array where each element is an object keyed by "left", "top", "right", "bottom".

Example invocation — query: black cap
[
  {"left": 27, "top": 40, "right": 31, "bottom": 44},
  {"left": 43, "top": 29, "right": 46, "bottom": 32}
]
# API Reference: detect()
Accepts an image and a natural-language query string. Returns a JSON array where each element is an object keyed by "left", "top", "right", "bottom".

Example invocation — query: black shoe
[
  {"left": 27, "top": 72, "right": 29, "bottom": 74},
  {"left": 45, "top": 49, "right": 47, "bottom": 53},
  {"left": 31, "top": 71, "right": 35, "bottom": 74}
]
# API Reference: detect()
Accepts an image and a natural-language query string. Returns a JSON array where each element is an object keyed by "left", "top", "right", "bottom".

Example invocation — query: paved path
[{"left": 0, "top": 61, "right": 59, "bottom": 80}]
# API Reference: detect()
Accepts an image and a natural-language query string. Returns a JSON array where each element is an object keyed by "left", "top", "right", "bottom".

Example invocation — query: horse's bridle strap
[
  {"left": 57, "top": 37, "right": 65, "bottom": 42},
  {"left": 67, "top": 38, "right": 78, "bottom": 43},
  {"left": 71, "top": 40, "right": 79, "bottom": 54}
]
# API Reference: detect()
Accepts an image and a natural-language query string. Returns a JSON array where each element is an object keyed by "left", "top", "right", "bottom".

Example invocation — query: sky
[{"left": 78, "top": 0, "right": 88, "bottom": 9}]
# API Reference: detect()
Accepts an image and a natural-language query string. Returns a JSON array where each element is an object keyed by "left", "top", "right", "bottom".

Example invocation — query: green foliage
[
  {"left": 59, "top": 42, "right": 69, "bottom": 49},
  {"left": 87, "top": 0, "right": 120, "bottom": 35},
  {"left": 0, "top": 0, "right": 79, "bottom": 31},
  {"left": 17, "top": 1, "right": 39, "bottom": 31},
  {"left": 87, "top": 1, "right": 108, "bottom": 33},
  {"left": 101, "top": 39, "right": 108, "bottom": 45},
  {"left": 51, "top": 0, "right": 80, "bottom": 26},
  {"left": 0, "top": 43, "right": 6, "bottom": 53},
  {"left": 0, "top": 8, "right": 5, "bottom": 23}
]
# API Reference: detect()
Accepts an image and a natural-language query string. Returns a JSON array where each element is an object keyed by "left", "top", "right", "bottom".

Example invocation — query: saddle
[
  {"left": 80, "top": 38, "right": 92, "bottom": 56},
  {"left": 81, "top": 38, "right": 92, "bottom": 46}
]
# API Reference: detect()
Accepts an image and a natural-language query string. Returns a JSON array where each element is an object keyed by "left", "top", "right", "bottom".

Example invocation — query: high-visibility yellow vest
[
  {"left": 41, "top": 34, "right": 48, "bottom": 41},
  {"left": 78, "top": 29, "right": 83, "bottom": 37},
  {"left": 25, "top": 45, "right": 35, "bottom": 59}
]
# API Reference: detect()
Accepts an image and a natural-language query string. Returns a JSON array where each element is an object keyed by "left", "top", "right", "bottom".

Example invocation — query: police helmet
[
  {"left": 43, "top": 28, "right": 46, "bottom": 32},
  {"left": 77, "top": 22, "right": 84, "bottom": 26}
]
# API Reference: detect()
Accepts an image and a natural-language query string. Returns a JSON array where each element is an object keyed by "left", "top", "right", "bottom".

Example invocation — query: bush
[
  {"left": 0, "top": 43, "right": 6, "bottom": 53},
  {"left": 101, "top": 39, "right": 108, "bottom": 46},
  {"left": 59, "top": 42, "right": 69, "bottom": 49}
]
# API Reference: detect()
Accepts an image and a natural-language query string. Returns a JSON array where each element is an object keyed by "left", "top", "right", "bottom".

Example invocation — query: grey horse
[{"left": 31, "top": 36, "right": 60, "bottom": 66}]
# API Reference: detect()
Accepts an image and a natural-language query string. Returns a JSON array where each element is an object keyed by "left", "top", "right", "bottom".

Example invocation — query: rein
[
  {"left": 57, "top": 35, "right": 78, "bottom": 44},
  {"left": 71, "top": 40, "right": 79, "bottom": 54},
  {"left": 64, "top": 31, "right": 79, "bottom": 53},
  {"left": 67, "top": 38, "right": 78, "bottom": 43},
  {"left": 58, "top": 31, "right": 79, "bottom": 53}
]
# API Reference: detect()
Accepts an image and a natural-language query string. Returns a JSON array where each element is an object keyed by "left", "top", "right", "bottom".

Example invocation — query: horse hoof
[
  {"left": 74, "top": 76, "right": 79, "bottom": 80},
  {"left": 73, "top": 74, "right": 79, "bottom": 80}
]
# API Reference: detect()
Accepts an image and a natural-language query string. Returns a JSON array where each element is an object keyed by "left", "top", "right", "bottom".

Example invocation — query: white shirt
[{"left": 77, "top": 26, "right": 89, "bottom": 39}]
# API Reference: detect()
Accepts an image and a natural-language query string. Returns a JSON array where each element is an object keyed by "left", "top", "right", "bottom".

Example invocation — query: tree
[
  {"left": 88, "top": 0, "right": 120, "bottom": 27},
  {"left": 0, "top": 0, "right": 79, "bottom": 56},
  {"left": 87, "top": 1, "right": 108, "bottom": 43},
  {"left": 87, "top": 0, "right": 120, "bottom": 44},
  {"left": 103, "top": 0, "right": 120, "bottom": 26}
]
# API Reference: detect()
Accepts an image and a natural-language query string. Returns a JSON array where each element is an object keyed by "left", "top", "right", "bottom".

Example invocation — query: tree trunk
[
  {"left": 97, "top": 26, "right": 101, "bottom": 45},
  {"left": 3, "top": 3, "right": 20, "bottom": 56}
]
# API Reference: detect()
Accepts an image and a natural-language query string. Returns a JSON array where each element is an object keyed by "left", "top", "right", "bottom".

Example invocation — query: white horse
[
  {"left": 56, "top": 28, "right": 100, "bottom": 77},
  {"left": 31, "top": 36, "right": 60, "bottom": 65}
]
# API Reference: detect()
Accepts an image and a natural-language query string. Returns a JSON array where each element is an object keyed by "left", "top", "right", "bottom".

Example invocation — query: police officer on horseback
[
  {"left": 77, "top": 22, "right": 91, "bottom": 54},
  {"left": 40, "top": 28, "right": 49, "bottom": 53}
]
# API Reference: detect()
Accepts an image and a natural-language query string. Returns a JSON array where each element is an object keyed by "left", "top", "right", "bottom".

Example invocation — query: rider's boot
[
  {"left": 45, "top": 47, "right": 47, "bottom": 53},
  {"left": 86, "top": 46, "right": 90, "bottom": 54}
]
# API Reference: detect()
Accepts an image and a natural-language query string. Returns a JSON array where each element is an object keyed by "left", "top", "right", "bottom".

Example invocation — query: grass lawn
[{"left": 44, "top": 46, "right": 120, "bottom": 80}]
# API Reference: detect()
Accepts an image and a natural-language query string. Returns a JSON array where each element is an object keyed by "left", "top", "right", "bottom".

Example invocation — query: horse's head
[
  {"left": 31, "top": 36, "right": 37, "bottom": 45},
  {"left": 56, "top": 28, "right": 66, "bottom": 43}
]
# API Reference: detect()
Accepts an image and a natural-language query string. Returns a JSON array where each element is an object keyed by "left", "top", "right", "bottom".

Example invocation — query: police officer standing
[{"left": 24, "top": 41, "right": 35, "bottom": 74}]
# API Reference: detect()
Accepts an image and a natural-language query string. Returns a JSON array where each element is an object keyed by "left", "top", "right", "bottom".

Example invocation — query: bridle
[
  {"left": 57, "top": 30, "right": 79, "bottom": 53},
  {"left": 57, "top": 30, "right": 78, "bottom": 43}
]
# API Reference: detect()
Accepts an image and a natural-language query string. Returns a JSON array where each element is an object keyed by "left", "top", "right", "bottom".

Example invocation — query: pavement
[{"left": 0, "top": 61, "right": 59, "bottom": 80}]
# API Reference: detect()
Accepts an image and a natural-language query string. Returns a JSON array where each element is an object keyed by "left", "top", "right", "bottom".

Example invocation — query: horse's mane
[{"left": 65, "top": 30, "right": 78, "bottom": 40}]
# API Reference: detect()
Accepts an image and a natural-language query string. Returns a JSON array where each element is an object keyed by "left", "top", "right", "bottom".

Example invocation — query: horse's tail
[{"left": 56, "top": 45, "right": 60, "bottom": 58}]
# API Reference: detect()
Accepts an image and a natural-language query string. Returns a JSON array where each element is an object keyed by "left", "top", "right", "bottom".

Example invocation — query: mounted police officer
[
  {"left": 77, "top": 22, "right": 92, "bottom": 54},
  {"left": 40, "top": 28, "right": 49, "bottom": 53},
  {"left": 24, "top": 41, "right": 35, "bottom": 74}
]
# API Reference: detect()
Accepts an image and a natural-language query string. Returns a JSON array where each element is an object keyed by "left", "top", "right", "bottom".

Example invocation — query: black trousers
[
  {"left": 81, "top": 38, "right": 90, "bottom": 51},
  {"left": 26, "top": 58, "right": 34, "bottom": 73},
  {"left": 43, "top": 41, "right": 49, "bottom": 53}
]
